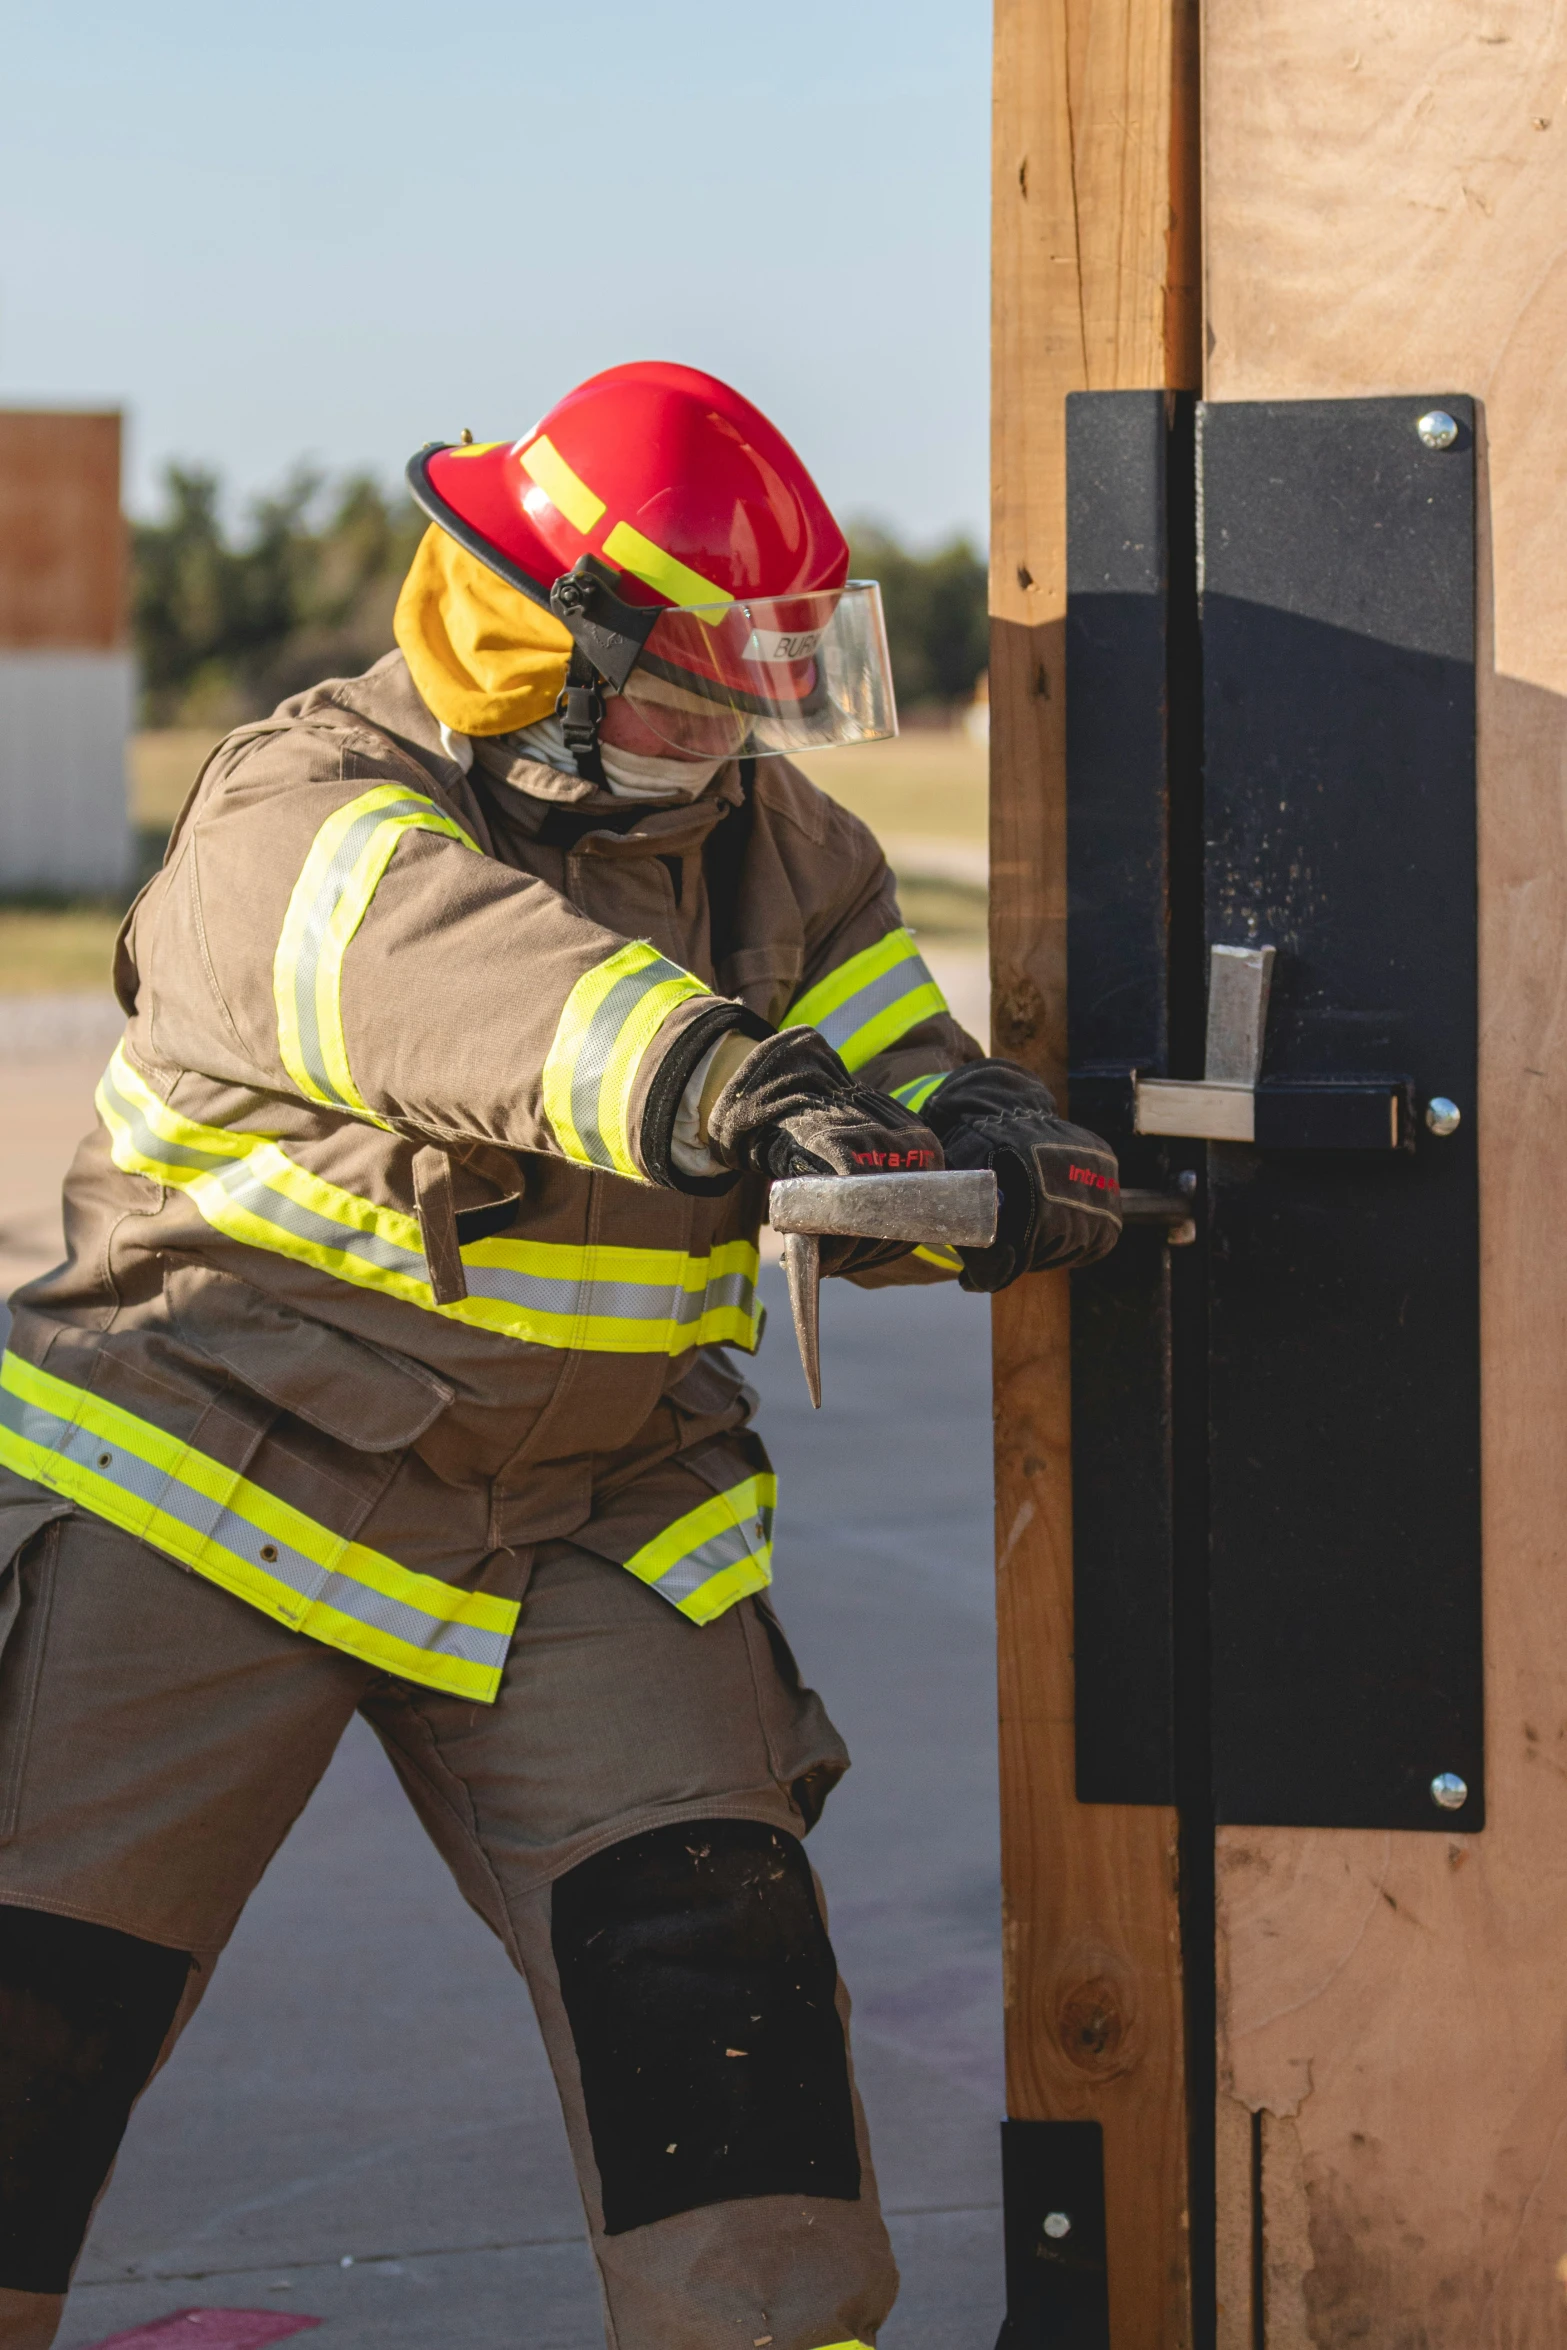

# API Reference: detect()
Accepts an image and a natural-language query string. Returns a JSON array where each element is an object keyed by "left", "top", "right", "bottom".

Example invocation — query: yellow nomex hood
[{"left": 393, "top": 525, "right": 574, "bottom": 738}]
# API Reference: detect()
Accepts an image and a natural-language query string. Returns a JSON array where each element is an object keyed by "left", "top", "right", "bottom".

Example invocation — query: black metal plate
[
  {"left": 1066, "top": 391, "right": 1178, "bottom": 1804},
  {"left": 1253, "top": 1078, "right": 1413, "bottom": 1153},
  {"left": 995, "top": 2119, "right": 1110, "bottom": 2350},
  {"left": 1200, "top": 396, "right": 1482, "bottom": 1831}
]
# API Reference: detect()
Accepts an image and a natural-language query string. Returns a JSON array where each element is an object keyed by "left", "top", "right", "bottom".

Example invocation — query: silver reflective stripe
[
  {"left": 292, "top": 795, "right": 432, "bottom": 1110},
  {"left": 571, "top": 956, "right": 693, "bottom": 1170},
  {"left": 0, "top": 1382, "right": 509, "bottom": 1679},
  {"left": 815, "top": 952, "right": 938, "bottom": 1059},
  {"left": 654, "top": 1515, "right": 768, "bottom": 1609},
  {"left": 210, "top": 1159, "right": 423, "bottom": 1278},
  {"left": 101, "top": 1060, "right": 235, "bottom": 1175},
  {"left": 462, "top": 1259, "right": 754, "bottom": 1328},
  {"left": 101, "top": 1042, "right": 762, "bottom": 1354}
]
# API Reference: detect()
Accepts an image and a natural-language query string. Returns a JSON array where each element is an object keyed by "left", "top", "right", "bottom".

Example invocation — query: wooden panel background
[
  {"left": 1204, "top": 5, "right": 1567, "bottom": 2342},
  {"left": 989, "top": 4, "right": 1199, "bottom": 2343},
  {"left": 0, "top": 411, "right": 124, "bottom": 650}
]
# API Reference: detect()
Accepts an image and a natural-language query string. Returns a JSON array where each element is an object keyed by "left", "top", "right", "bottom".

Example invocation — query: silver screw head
[
  {"left": 1416, "top": 409, "right": 1459, "bottom": 450},
  {"left": 1425, "top": 1096, "right": 1462, "bottom": 1136},
  {"left": 1431, "top": 1771, "right": 1469, "bottom": 1811},
  {"left": 1043, "top": 2212, "right": 1073, "bottom": 2240}
]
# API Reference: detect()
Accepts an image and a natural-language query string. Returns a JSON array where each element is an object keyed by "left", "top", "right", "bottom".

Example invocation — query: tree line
[{"left": 131, "top": 468, "right": 988, "bottom": 729}]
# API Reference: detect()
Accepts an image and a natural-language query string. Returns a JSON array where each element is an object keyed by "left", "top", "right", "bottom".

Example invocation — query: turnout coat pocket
[{"left": 0, "top": 1491, "right": 73, "bottom": 1843}]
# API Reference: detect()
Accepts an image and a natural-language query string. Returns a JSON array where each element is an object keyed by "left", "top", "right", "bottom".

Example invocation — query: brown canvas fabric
[
  {"left": 4, "top": 653, "right": 983, "bottom": 1643},
  {"left": 0, "top": 1510, "right": 893, "bottom": 2346}
]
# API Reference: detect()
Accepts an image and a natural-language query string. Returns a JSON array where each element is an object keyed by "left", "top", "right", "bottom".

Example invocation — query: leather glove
[
  {"left": 707, "top": 1026, "right": 944, "bottom": 1275},
  {"left": 921, "top": 1060, "right": 1121, "bottom": 1291}
]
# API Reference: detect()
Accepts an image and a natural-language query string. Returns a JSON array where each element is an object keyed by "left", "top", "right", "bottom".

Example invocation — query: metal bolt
[
  {"left": 1431, "top": 1771, "right": 1469, "bottom": 1811},
  {"left": 1425, "top": 1097, "right": 1462, "bottom": 1136},
  {"left": 1043, "top": 2212, "right": 1073, "bottom": 2240},
  {"left": 1416, "top": 409, "right": 1459, "bottom": 450}
]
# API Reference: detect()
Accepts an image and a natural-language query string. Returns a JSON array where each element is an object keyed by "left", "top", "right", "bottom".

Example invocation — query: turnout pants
[{"left": 0, "top": 1506, "right": 897, "bottom": 2350}]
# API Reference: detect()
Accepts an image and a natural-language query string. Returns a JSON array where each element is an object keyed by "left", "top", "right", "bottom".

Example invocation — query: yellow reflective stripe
[
  {"left": 891, "top": 1072, "right": 947, "bottom": 1114},
  {"left": 519, "top": 435, "right": 607, "bottom": 534},
  {"left": 789, "top": 927, "right": 949, "bottom": 1073},
  {"left": 445, "top": 441, "right": 501, "bottom": 459},
  {"left": 0, "top": 1352, "right": 516, "bottom": 1703},
  {"left": 914, "top": 1243, "right": 964, "bottom": 1271},
  {"left": 676, "top": 1551, "right": 773, "bottom": 1625},
  {"left": 99, "top": 1046, "right": 762, "bottom": 1358},
  {"left": 273, "top": 786, "right": 480, "bottom": 1126},
  {"left": 602, "top": 519, "right": 730, "bottom": 611},
  {"left": 622, "top": 1472, "right": 776, "bottom": 1625},
  {"left": 542, "top": 941, "right": 712, "bottom": 1180},
  {"left": 836, "top": 981, "right": 947, "bottom": 1072}
]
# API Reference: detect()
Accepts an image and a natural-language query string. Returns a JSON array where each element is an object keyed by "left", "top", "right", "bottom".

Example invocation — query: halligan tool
[{"left": 767, "top": 1170, "right": 1000, "bottom": 1406}]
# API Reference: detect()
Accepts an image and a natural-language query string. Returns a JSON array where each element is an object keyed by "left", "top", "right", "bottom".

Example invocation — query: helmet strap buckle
[
  {"left": 557, "top": 648, "right": 609, "bottom": 785},
  {"left": 548, "top": 554, "right": 660, "bottom": 692}
]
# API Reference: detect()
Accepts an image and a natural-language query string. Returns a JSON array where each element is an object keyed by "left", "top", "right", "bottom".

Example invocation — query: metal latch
[{"left": 1133, "top": 945, "right": 1411, "bottom": 1149}]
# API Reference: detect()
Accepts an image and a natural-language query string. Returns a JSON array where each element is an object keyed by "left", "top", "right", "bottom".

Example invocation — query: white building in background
[{"left": 0, "top": 411, "right": 132, "bottom": 897}]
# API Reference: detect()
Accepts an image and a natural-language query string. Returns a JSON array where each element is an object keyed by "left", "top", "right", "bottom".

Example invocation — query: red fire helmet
[{"left": 406, "top": 362, "right": 896, "bottom": 760}]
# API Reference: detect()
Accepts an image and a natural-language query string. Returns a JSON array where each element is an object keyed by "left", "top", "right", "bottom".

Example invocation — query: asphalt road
[{"left": 51, "top": 1267, "right": 1003, "bottom": 2350}]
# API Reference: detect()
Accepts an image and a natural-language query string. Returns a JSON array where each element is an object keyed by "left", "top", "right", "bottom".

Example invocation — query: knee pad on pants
[
  {"left": 551, "top": 1818, "right": 860, "bottom": 2235},
  {"left": 0, "top": 1904, "right": 190, "bottom": 2291}
]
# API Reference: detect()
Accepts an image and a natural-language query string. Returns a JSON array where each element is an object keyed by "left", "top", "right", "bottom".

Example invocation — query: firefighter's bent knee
[{"left": 551, "top": 1819, "right": 861, "bottom": 2234}]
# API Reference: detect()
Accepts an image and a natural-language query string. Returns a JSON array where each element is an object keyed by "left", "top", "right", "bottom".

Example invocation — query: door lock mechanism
[{"left": 1132, "top": 943, "right": 1413, "bottom": 1150}]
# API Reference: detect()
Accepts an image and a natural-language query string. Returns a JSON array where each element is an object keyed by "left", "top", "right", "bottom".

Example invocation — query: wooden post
[
  {"left": 989, "top": 5, "right": 1200, "bottom": 2343},
  {"left": 1201, "top": 7, "right": 1567, "bottom": 2341}
]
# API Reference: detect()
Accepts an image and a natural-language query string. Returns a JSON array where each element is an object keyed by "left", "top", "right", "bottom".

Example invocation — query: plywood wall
[
  {"left": 0, "top": 412, "right": 124, "bottom": 651},
  {"left": 990, "top": 4, "right": 1199, "bottom": 2342},
  {"left": 1204, "top": 6, "right": 1567, "bottom": 2341}
]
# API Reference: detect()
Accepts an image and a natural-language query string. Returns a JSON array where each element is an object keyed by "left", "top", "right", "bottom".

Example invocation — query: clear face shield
[{"left": 611, "top": 581, "right": 897, "bottom": 762}]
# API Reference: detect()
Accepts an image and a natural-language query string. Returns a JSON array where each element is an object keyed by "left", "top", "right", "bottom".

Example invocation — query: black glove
[
  {"left": 921, "top": 1060, "right": 1121, "bottom": 1291},
  {"left": 707, "top": 1026, "right": 944, "bottom": 1275}
]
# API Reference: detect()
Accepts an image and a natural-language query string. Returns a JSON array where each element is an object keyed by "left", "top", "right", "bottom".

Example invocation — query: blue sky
[{"left": 0, "top": 2, "right": 990, "bottom": 545}]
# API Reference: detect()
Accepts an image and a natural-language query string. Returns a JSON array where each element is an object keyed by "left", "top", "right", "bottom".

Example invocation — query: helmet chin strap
[
  {"left": 547, "top": 554, "right": 664, "bottom": 789},
  {"left": 556, "top": 645, "right": 609, "bottom": 787}
]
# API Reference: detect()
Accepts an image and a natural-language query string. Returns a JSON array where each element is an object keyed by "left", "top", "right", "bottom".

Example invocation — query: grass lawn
[
  {"left": 0, "top": 907, "right": 125, "bottom": 994},
  {"left": 132, "top": 726, "right": 989, "bottom": 841},
  {"left": 131, "top": 729, "right": 227, "bottom": 828},
  {"left": 0, "top": 728, "right": 989, "bottom": 996},
  {"left": 793, "top": 728, "right": 987, "bottom": 842}
]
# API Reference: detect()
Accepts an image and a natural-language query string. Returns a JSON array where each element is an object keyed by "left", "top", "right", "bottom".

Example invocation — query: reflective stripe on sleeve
[
  {"left": 789, "top": 929, "right": 948, "bottom": 1073},
  {"left": 890, "top": 1072, "right": 948, "bottom": 1114},
  {"left": 0, "top": 1351, "right": 517, "bottom": 1703},
  {"left": 98, "top": 1045, "right": 762, "bottom": 1357},
  {"left": 542, "top": 941, "right": 712, "bottom": 1180},
  {"left": 273, "top": 785, "right": 481, "bottom": 1126},
  {"left": 892, "top": 1076, "right": 963, "bottom": 1266},
  {"left": 621, "top": 1473, "right": 777, "bottom": 1625}
]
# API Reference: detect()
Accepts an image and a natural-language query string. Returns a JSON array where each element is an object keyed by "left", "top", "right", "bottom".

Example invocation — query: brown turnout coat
[{"left": 0, "top": 654, "right": 981, "bottom": 1698}]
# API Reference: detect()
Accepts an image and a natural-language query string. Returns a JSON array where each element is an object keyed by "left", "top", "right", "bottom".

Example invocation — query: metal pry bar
[
  {"left": 768, "top": 1170, "right": 999, "bottom": 1247},
  {"left": 781, "top": 1230, "right": 823, "bottom": 1409},
  {"left": 769, "top": 1171, "right": 999, "bottom": 1406}
]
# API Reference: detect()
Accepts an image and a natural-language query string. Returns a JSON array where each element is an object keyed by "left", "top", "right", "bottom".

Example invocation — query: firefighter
[{"left": 0, "top": 363, "right": 1120, "bottom": 2350}]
